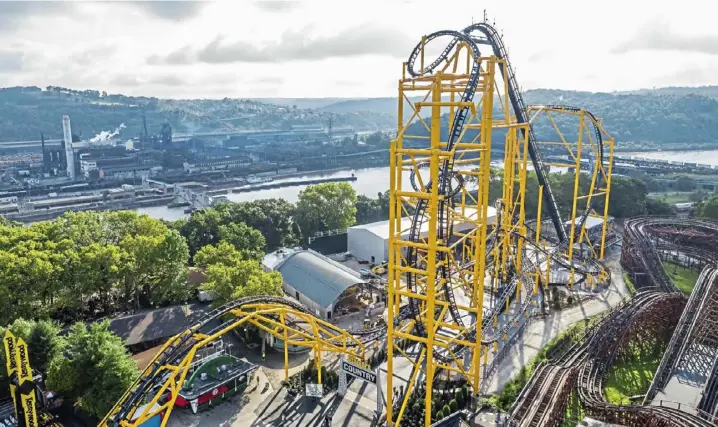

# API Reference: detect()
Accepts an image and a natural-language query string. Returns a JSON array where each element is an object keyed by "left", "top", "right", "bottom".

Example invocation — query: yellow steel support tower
[
  {"left": 526, "top": 106, "right": 616, "bottom": 262},
  {"left": 386, "top": 37, "right": 518, "bottom": 426}
]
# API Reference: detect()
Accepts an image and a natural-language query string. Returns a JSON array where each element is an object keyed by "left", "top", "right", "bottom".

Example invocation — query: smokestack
[
  {"left": 40, "top": 133, "right": 46, "bottom": 174},
  {"left": 62, "top": 115, "right": 76, "bottom": 179}
]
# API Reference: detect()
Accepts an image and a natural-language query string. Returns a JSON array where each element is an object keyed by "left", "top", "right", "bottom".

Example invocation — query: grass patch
[
  {"left": 648, "top": 192, "right": 693, "bottom": 204},
  {"left": 664, "top": 261, "right": 700, "bottom": 295},
  {"left": 604, "top": 353, "right": 662, "bottom": 405},
  {"left": 186, "top": 355, "right": 238, "bottom": 387},
  {"left": 489, "top": 317, "right": 595, "bottom": 410},
  {"left": 560, "top": 391, "right": 585, "bottom": 426},
  {"left": 623, "top": 273, "right": 636, "bottom": 295}
]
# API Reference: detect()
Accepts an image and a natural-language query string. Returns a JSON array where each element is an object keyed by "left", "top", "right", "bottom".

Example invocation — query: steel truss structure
[
  {"left": 103, "top": 20, "right": 619, "bottom": 427},
  {"left": 506, "top": 217, "right": 718, "bottom": 426},
  {"left": 526, "top": 105, "right": 615, "bottom": 261},
  {"left": 100, "top": 297, "right": 376, "bottom": 427},
  {"left": 385, "top": 20, "right": 615, "bottom": 427}
]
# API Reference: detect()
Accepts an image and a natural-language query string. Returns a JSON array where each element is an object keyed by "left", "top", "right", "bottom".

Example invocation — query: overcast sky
[{"left": 1, "top": 0, "right": 715, "bottom": 99}]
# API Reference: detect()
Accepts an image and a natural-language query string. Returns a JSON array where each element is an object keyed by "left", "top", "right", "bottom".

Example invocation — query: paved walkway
[
  {"left": 483, "top": 249, "right": 629, "bottom": 393},
  {"left": 168, "top": 367, "right": 275, "bottom": 427}
]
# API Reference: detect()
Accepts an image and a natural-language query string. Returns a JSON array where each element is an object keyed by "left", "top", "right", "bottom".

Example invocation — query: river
[
  {"left": 137, "top": 167, "right": 419, "bottom": 221},
  {"left": 137, "top": 149, "right": 718, "bottom": 221},
  {"left": 621, "top": 150, "right": 718, "bottom": 166}
]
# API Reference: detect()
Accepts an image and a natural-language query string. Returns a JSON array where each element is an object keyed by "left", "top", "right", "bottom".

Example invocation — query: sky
[{"left": 1, "top": 0, "right": 717, "bottom": 99}]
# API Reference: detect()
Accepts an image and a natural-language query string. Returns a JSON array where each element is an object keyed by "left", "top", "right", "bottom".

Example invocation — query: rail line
[{"left": 505, "top": 217, "right": 718, "bottom": 426}]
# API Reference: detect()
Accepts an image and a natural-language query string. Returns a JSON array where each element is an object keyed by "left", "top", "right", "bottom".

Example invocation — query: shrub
[
  {"left": 456, "top": 391, "right": 465, "bottom": 408},
  {"left": 449, "top": 399, "right": 458, "bottom": 412}
]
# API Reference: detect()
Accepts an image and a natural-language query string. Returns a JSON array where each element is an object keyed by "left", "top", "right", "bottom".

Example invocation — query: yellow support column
[{"left": 422, "top": 72, "right": 442, "bottom": 427}]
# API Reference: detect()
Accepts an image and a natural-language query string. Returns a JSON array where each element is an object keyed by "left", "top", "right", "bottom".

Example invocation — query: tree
[
  {"left": 295, "top": 182, "right": 358, "bottom": 237},
  {"left": 646, "top": 198, "right": 675, "bottom": 215},
  {"left": 219, "top": 222, "right": 266, "bottom": 260},
  {"left": 46, "top": 321, "right": 138, "bottom": 419},
  {"left": 697, "top": 195, "right": 718, "bottom": 220},
  {"left": 675, "top": 176, "right": 697, "bottom": 192},
  {"left": 179, "top": 209, "right": 225, "bottom": 257},
  {"left": 28, "top": 320, "right": 63, "bottom": 377},
  {"left": 0, "top": 319, "right": 63, "bottom": 384},
  {"left": 197, "top": 243, "right": 283, "bottom": 306},
  {"left": 215, "top": 199, "right": 299, "bottom": 251}
]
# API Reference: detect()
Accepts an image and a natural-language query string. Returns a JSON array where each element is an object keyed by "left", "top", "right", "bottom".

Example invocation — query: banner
[
  {"left": 14, "top": 338, "right": 38, "bottom": 427},
  {"left": 3, "top": 330, "right": 19, "bottom": 423}
]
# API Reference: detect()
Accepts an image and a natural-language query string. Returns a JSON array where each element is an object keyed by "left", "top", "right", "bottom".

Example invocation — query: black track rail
[{"left": 103, "top": 296, "right": 391, "bottom": 426}]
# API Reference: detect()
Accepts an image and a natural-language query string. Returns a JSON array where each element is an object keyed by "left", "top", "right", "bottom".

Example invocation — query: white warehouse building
[{"left": 348, "top": 206, "right": 497, "bottom": 264}]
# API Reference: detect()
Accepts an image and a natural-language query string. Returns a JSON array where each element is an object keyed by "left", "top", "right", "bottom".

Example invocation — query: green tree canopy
[
  {"left": 697, "top": 195, "right": 718, "bottom": 220},
  {"left": 46, "top": 321, "right": 138, "bottom": 419},
  {"left": 0, "top": 210, "right": 190, "bottom": 324},
  {"left": 295, "top": 182, "right": 358, "bottom": 237},
  {"left": 0, "top": 319, "right": 63, "bottom": 384},
  {"left": 196, "top": 243, "right": 283, "bottom": 306}
]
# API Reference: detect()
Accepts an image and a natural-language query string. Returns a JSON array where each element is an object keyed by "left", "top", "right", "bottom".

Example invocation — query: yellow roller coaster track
[{"left": 99, "top": 297, "right": 369, "bottom": 427}]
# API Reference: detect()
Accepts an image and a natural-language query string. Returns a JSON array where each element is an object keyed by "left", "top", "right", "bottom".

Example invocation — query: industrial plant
[{"left": 5, "top": 13, "right": 718, "bottom": 427}]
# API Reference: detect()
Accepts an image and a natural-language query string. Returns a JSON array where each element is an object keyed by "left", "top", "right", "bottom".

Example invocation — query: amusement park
[{"left": 5, "top": 13, "right": 718, "bottom": 427}]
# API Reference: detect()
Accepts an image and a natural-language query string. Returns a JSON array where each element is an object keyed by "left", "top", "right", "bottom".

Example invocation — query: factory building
[
  {"left": 262, "top": 248, "right": 367, "bottom": 320},
  {"left": 347, "top": 206, "right": 497, "bottom": 264}
]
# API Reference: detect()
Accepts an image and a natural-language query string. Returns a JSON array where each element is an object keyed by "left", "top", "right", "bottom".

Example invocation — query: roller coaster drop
[{"left": 100, "top": 20, "right": 616, "bottom": 427}]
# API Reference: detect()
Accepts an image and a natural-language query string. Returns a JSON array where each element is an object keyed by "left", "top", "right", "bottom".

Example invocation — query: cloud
[
  {"left": 613, "top": 18, "right": 718, "bottom": 55},
  {"left": 0, "top": 51, "right": 23, "bottom": 72},
  {"left": 148, "top": 23, "right": 415, "bottom": 65},
  {"left": 658, "top": 65, "right": 718, "bottom": 86},
  {"left": 253, "top": 1, "right": 299, "bottom": 12},
  {"left": 253, "top": 76, "right": 284, "bottom": 85},
  {"left": 71, "top": 43, "right": 118, "bottom": 66},
  {"left": 127, "top": 1, "right": 210, "bottom": 21},
  {"left": 0, "top": 2, "right": 74, "bottom": 32},
  {"left": 110, "top": 74, "right": 186, "bottom": 87},
  {"left": 147, "top": 47, "right": 194, "bottom": 65}
]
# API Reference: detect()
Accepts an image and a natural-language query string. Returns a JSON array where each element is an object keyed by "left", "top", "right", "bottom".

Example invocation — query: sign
[
  {"left": 337, "top": 355, "right": 383, "bottom": 417},
  {"left": 341, "top": 360, "right": 376, "bottom": 383},
  {"left": 3, "top": 330, "right": 19, "bottom": 422},
  {"left": 305, "top": 383, "right": 323, "bottom": 398},
  {"left": 14, "top": 338, "right": 38, "bottom": 427}
]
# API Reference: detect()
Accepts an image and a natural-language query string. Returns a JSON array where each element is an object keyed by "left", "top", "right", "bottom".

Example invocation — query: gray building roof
[
  {"left": 108, "top": 303, "right": 214, "bottom": 346},
  {"left": 270, "top": 249, "right": 365, "bottom": 309}
]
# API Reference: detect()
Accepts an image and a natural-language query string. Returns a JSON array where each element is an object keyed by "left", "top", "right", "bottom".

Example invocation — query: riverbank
[
  {"left": 206, "top": 175, "right": 357, "bottom": 196},
  {"left": 14, "top": 195, "right": 174, "bottom": 223}
]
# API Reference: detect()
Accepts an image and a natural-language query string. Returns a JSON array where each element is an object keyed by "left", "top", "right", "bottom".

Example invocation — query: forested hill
[
  {"left": 4, "top": 85, "right": 718, "bottom": 150},
  {"left": 320, "top": 87, "right": 718, "bottom": 149},
  {"left": 0, "top": 86, "right": 393, "bottom": 142}
]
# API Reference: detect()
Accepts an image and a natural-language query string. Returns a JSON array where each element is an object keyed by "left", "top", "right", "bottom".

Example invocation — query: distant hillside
[
  {"left": 249, "top": 98, "right": 363, "bottom": 109},
  {"left": 4, "top": 84, "right": 718, "bottom": 148},
  {"left": 0, "top": 87, "right": 393, "bottom": 142},
  {"left": 622, "top": 86, "right": 718, "bottom": 98},
  {"left": 315, "top": 87, "right": 718, "bottom": 147}
]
